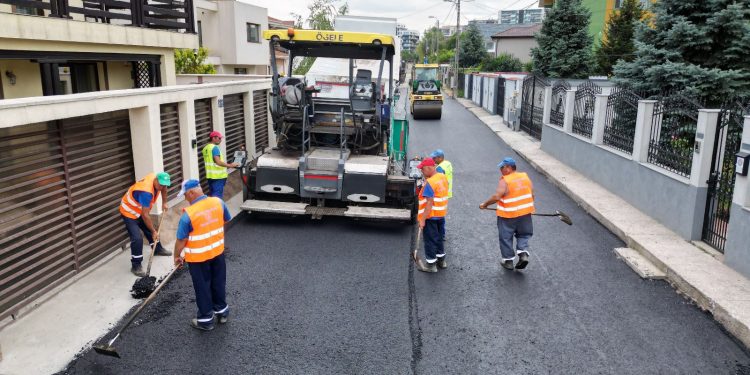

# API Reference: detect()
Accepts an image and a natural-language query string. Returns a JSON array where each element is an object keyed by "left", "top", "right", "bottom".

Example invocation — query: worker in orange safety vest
[
  {"left": 120, "top": 172, "right": 172, "bottom": 276},
  {"left": 173, "top": 179, "right": 232, "bottom": 331},
  {"left": 416, "top": 158, "right": 450, "bottom": 273},
  {"left": 480, "top": 157, "right": 535, "bottom": 270}
]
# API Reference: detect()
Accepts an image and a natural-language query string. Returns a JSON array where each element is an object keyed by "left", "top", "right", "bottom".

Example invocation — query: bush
[{"left": 480, "top": 53, "right": 523, "bottom": 72}]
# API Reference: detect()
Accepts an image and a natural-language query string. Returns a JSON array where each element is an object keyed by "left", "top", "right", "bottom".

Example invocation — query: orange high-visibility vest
[
  {"left": 183, "top": 197, "right": 225, "bottom": 263},
  {"left": 418, "top": 173, "right": 449, "bottom": 221},
  {"left": 119, "top": 173, "right": 159, "bottom": 219},
  {"left": 497, "top": 172, "right": 535, "bottom": 218}
]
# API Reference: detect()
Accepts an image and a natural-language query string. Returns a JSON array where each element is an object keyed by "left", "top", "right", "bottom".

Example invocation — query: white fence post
[
  {"left": 542, "top": 86, "right": 552, "bottom": 125},
  {"left": 591, "top": 93, "right": 609, "bottom": 145},
  {"left": 212, "top": 95, "right": 226, "bottom": 158},
  {"left": 244, "top": 91, "right": 256, "bottom": 157},
  {"left": 690, "top": 109, "right": 721, "bottom": 187},
  {"left": 732, "top": 116, "right": 750, "bottom": 207},
  {"left": 179, "top": 99, "right": 199, "bottom": 181},
  {"left": 632, "top": 100, "right": 658, "bottom": 163},
  {"left": 563, "top": 90, "right": 576, "bottom": 133},
  {"left": 128, "top": 104, "right": 164, "bottom": 213}
]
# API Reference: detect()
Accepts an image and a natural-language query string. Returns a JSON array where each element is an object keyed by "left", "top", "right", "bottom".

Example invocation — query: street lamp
[{"left": 428, "top": 16, "right": 440, "bottom": 61}]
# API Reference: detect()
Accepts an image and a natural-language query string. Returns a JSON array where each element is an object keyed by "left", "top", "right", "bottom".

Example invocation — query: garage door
[
  {"left": 0, "top": 110, "right": 134, "bottom": 319},
  {"left": 223, "top": 94, "right": 245, "bottom": 158},
  {"left": 194, "top": 98, "right": 213, "bottom": 191},
  {"left": 160, "top": 103, "right": 183, "bottom": 200},
  {"left": 253, "top": 90, "right": 269, "bottom": 153}
]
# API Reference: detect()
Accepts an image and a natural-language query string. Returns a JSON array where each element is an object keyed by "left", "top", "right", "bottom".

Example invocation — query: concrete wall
[
  {"left": 494, "top": 37, "right": 537, "bottom": 63},
  {"left": 541, "top": 125, "right": 707, "bottom": 240},
  {"left": 725, "top": 204, "right": 750, "bottom": 278},
  {"left": 196, "top": 1, "right": 269, "bottom": 69},
  {"left": 0, "top": 59, "right": 43, "bottom": 98}
]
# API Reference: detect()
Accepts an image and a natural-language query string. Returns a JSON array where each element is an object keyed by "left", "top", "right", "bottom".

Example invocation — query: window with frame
[
  {"left": 247, "top": 23, "right": 260, "bottom": 43},
  {"left": 234, "top": 68, "right": 248, "bottom": 75}
]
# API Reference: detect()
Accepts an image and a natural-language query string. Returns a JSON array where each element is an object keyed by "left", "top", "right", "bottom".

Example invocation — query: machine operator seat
[{"left": 350, "top": 69, "right": 376, "bottom": 113}]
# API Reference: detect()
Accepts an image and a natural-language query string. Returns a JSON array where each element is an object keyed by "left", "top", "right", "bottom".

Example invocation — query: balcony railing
[{"left": 1, "top": 0, "right": 195, "bottom": 33}]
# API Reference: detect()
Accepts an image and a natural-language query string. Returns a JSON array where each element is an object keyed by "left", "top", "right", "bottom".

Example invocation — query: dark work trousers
[
  {"left": 423, "top": 218, "right": 446, "bottom": 263},
  {"left": 497, "top": 214, "right": 533, "bottom": 261},
  {"left": 188, "top": 253, "right": 229, "bottom": 327},
  {"left": 207, "top": 178, "right": 227, "bottom": 200},
  {"left": 122, "top": 215, "right": 166, "bottom": 267}
]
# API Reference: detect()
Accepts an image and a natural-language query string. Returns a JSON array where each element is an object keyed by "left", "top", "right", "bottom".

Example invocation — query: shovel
[
  {"left": 131, "top": 209, "right": 167, "bottom": 298},
  {"left": 482, "top": 206, "right": 573, "bottom": 225},
  {"left": 94, "top": 266, "right": 180, "bottom": 358}
]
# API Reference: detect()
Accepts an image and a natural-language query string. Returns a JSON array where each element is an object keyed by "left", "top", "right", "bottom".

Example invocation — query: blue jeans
[
  {"left": 497, "top": 215, "right": 533, "bottom": 261},
  {"left": 423, "top": 218, "right": 446, "bottom": 263},
  {"left": 122, "top": 215, "right": 166, "bottom": 267},
  {"left": 188, "top": 253, "right": 228, "bottom": 327},
  {"left": 207, "top": 178, "right": 227, "bottom": 200}
]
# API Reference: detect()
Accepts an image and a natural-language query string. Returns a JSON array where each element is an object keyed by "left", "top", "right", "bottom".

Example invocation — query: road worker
[
  {"left": 416, "top": 158, "right": 450, "bottom": 273},
  {"left": 431, "top": 149, "right": 453, "bottom": 241},
  {"left": 173, "top": 179, "right": 232, "bottom": 331},
  {"left": 120, "top": 172, "right": 172, "bottom": 276},
  {"left": 480, "top": 157, "right": 535, "bottom": 270},
  {"left": 201, "top": 131, "right": 240, "bottom": 200}
]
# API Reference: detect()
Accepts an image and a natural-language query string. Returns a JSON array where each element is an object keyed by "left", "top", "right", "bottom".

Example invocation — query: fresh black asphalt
[{"left": 60, "top": 98, "right": 750, "bottom": 375}]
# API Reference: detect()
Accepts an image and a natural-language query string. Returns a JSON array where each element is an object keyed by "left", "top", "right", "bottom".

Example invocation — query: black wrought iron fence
[
  {"left": 520, "top": 74, "right": 548, "bottom": 140},
  {"left": 648, "top": 93, "right": 704, "bottom": 177},
  {"left": 603, "top": 86, "right": 643, "bottom": 154},
  {"left": 572, "top": 80, "right": 601, "bottom": 138},
  {"left": 550, "top": 80, "right": 569, "bottom": 127}
]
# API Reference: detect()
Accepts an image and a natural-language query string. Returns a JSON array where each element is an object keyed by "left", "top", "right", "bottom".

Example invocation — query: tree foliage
[
  {"left": 459, "top": 24, "right": 487, "bottom": 68},
  {"left": 290, "top": 0, "right": 348, "bottom": 75},
  {"left": 614, "top": 0, "right": 750, "bottom": 103},
  {"left": 594, "top": 0, "right": 643, "bottom": 76},
  {"left": 480, "top": 53, "right": 523, "bottom": 72},
  {"left": 174, "top": 48, "right": 216, "bottom": 74},
  {"left": 531, "top": 0, "right": 593, "bottom": 78}
]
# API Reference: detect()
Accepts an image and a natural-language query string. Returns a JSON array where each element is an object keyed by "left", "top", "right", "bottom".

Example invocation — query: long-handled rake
[
  {"left": 131, "top": 209, "right": 167, "bottom": 298},
  {"left": 482, "top": 206, "right": 573, "bottom": 225},
  {"left": 94, "top": 266, "right": 180, "bottom": 358}
]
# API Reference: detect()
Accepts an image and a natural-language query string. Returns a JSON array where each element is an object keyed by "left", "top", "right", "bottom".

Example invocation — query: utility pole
[
  {"left": 454, "top": 0, "right": 460, "bottom": 97},
  {"left": 435, "top": 19, "right": 440, "bottom": 58}
]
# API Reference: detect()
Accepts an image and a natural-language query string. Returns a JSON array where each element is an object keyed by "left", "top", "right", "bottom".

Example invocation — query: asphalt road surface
[{"left": 61, "top": 98, "right": 750, "bottom": 375}]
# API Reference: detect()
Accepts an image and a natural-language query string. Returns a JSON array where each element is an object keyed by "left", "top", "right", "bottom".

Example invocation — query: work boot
[
  {"left": 501, "top": 260, "right": 514, "bottom": 270},
  {"left": 153, "top": 247, "right": 172, "bottom": 256},
  {"left": 190, "top": 318, "right": 215, "bottom": 331},
  {"left": 218, "top": 314, "right": 229, "bottom": 324},
  {"left": 516, "top": 253, "right": 529, "bottom": 270},
  {"left": 437, "top": 256, "right": 447, "bottom": 269},
  {"left": 131, "top": 265, "right": 146, "bottom": 277},
  {"left": 416, "top": 259, "right": 438, "bottom": 273}
]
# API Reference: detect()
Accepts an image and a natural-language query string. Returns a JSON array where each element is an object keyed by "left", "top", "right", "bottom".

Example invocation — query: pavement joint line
[{"left": 454, "top": 97, "right": 750, "bottom": 350}]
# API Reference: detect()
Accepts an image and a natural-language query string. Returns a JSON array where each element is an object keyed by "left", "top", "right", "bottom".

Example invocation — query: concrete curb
[{"left": 455, "top": 97, "right": 750, "bottom": 350}]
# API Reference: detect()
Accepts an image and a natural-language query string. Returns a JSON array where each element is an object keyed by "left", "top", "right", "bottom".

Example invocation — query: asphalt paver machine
[
  {"left": 409, "top": 64, "right": 443, "bottom": 119},
  {"left": 240, "top": 29, "right": 416, "bottom": 221}
]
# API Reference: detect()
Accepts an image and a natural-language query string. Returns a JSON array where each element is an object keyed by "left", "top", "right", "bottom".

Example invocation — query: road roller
[{"left": 409, "top": 64, "right": 443, "bottom": 119}]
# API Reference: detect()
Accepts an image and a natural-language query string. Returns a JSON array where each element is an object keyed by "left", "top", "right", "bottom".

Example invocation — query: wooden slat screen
[
  {"left": 0, "top": 110, "right": 134, "bottom": 319},
  {"left": 160, "top": 103, "right": 183, "bottom": 200},
  {"left": 194, "top": 98, "right": 213, "bottom": 191},
  {"left": 223, "top": 94, "right": 245, "bottom": 159},
  {"left": 253, "top": 90, "right": 269, "bottom": 152}
]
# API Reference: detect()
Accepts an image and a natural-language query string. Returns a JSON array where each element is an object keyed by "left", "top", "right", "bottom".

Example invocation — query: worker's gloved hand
[
  {"left": 174, "top": 256, "right": 184, "bottom": 268},
  {"left": 153, "top": 231, "right": 160, "bottom": 242},
  {"left": 479, "top": 203, "right": 487, "bottom": 210},
  {"left": 418, "top": 219, "right": 426, "bottom": 229}
]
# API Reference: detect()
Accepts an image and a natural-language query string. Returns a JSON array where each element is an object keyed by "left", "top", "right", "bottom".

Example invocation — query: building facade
[
  {"left": 196, "top": 0, "right": 270, "bottom": 75},
  {"left": 400, "top": 30, "right": 420, "bottom": 52},
  {"left": 491, "top": 24, "right": 542, "bottom": 63},
  {"left": 0, "top": 0, "right": 196, "bottom": 99},
  {"left": 499, "top": 8, "right": 548, "bottom": 25}
]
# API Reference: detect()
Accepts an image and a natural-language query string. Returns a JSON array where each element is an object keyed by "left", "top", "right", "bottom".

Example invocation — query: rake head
[
  {"left": 93, "top": 344, "right": 121, "bottom": 359},
  {"left": 556, "top": 210, "right": 573, "bottom": 226}
]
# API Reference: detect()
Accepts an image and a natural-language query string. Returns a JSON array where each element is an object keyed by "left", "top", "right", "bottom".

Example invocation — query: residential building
[
  {"left": 397, "top": 23, "right": 408, "bottom": 36},
  {"left": 196, "top": 0, "right": 270, "bottom": 75},
  {"left": 539, "top": 0, "right": 653, "bottom": 43},
  {"left": 269, "top": 16, "right": 295, "bottom": 75},
  {"left": 468, "top": 20, "right": 517, "bottom": 54},
  {"left": 0, "top": 0, "right": 196, "bottom": 99},
  {"left": 401, "top": 30, "right": 420, "bottom": 52},
  {"left": 491, "top": 24, "right": 542, "bottom": 63},
  {"left": 440, "top": 25, "right": 464, "bottom": 37},
  {"left": 499, "top": 8, "right": 548, "bottom": 25}
]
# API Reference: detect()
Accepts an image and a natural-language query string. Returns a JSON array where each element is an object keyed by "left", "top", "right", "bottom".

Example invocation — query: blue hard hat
[
  {"left": 178, "top": 179, "right": 201, "bottom": 198},
  {"left": 430, "top": 149, "right": 445, "bottom": 158},
  {"left": 497, "top": 157, "right": 516, "bottom": 169}
]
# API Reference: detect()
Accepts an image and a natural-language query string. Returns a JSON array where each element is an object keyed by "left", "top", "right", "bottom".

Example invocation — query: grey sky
[{"left": 250, "top": 0, "right": 541, "bottom": 36}]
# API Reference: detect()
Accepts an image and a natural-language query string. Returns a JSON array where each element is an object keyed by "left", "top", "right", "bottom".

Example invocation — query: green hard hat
[{"left": 156, "top": 172, "right": 171, "bottom": 187}]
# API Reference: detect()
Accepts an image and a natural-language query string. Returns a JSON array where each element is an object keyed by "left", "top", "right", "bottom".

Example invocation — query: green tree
[
  {"left": 480, "top": 53, "right": 523, "bottom": 72},
  {"left": 174, "top": 48, "right": 216, "bottom": 74},
  {"left": 614, "top": 0, "right": 750, "bottom": 103},
  {"left": 291, "top": 0, "right": 348, "bottom": 75},
  {"left": 594, "top": 0, "right": 643, "bottom": 76},
  {"left": 459, "top": 24, "right": 487, "bottom": 68},
  {"left": 531, "top": 0, "right": 593, "bottom": 78}
]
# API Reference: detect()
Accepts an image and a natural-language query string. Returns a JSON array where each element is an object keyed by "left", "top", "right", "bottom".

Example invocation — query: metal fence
[
  {"left": 194, "top": 98, "right": 213, "bottom": 191},
  {"left": 572, "top": 80, "right": 601, "bottom": 138},
  {"left": 550, "top": 80, "right": 569, "bottom": 127},
  {"left": 702, "top": 99, "right": 748, "bottom": 252},
  {"left": 520, "top": 74, "right": 548, "bottom": 140},
  {"left": 253, "top": 90, "right": 270, "bottom": 152},
  {"left": 603, "top": 87, "right": 643, "bottom": 154},
  {"left": 159, "top": 103, "right": 183, "bottom": 200},
  {"left": 648, "top": 94, "right": 704, "bottom": 177},
  {"left": 223, "top": 93, "right": 246, "bottom": 157}
]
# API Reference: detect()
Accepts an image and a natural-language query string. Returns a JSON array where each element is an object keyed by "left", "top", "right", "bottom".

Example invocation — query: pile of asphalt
[{"left": 130, "top": 276, "right": 156, "bottom": 299}]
